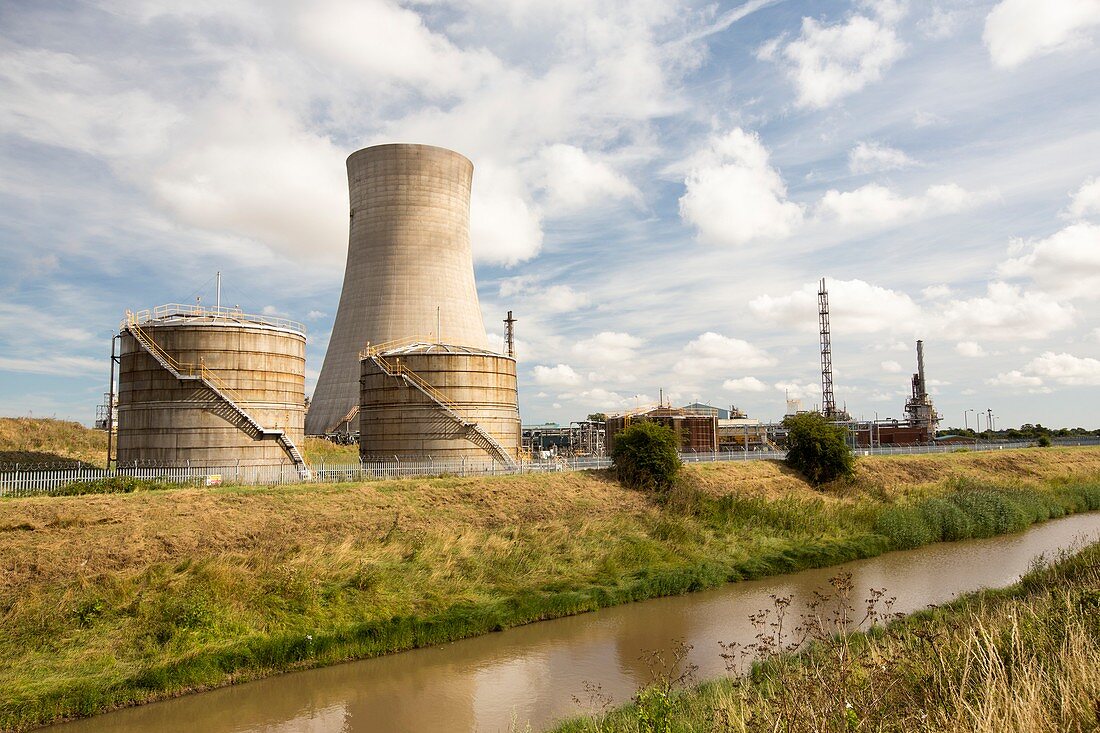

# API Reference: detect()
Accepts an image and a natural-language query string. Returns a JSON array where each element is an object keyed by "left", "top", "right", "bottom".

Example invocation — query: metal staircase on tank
[
  {"left": 362, "top": 339, "right": 518, "bottom": 468},
  {"left": 124, "top": 312, "right": 311, "bottom": 478}
]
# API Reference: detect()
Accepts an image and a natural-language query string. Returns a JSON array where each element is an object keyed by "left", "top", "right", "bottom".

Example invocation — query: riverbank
[
  {"left": 2, "top": 447, "right": 1099, "bottom": 731},
  {"left": 552, "top": 537, "right": 1100, "bottom": 733}
]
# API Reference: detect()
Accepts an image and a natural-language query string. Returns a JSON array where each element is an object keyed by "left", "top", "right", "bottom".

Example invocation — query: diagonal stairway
[
  {"left": 366, "top": 351, "right": 518, "bottom": 468},
  {"left": 125, "top": 316, "right": 311, "bottom": 477}
]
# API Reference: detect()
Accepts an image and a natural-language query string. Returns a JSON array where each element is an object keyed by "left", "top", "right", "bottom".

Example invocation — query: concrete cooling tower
[
  {"left": 308, "top": 143, "right": 519, "bottom": 467},
  {"left": 307, "top": 143, "right": 490, "bottom": 436}
]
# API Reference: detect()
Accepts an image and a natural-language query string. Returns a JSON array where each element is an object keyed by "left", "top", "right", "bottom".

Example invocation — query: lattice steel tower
[{"left": 818, "top": 277, "right": 837, "bottom": 419}]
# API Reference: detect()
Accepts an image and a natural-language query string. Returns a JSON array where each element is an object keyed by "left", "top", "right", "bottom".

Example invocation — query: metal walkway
[
  {"left": 124, "top": 313, "right": 311, "bottom": 477},
  {"left": 363, "top": 339, "right": 518, "bottom": 469}
]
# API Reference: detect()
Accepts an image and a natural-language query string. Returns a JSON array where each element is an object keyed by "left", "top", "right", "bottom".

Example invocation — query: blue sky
[{"left": 1, "top": 0, "right": 1098, "bottom": 429}]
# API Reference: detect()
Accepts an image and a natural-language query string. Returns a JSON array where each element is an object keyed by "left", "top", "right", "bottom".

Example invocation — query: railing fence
[{"left": 0, "top": 440, "right": 1039, "bottom": 498}]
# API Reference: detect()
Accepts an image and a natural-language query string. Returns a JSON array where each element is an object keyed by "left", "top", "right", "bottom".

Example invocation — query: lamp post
[{"left": 965, "top": 409, "right": 974, "bottom": 432}]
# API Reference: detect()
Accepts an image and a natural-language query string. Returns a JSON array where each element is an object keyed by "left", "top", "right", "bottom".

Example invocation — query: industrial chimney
[{"left": 307, "top": 144, "right": 490, "bottom": 435}]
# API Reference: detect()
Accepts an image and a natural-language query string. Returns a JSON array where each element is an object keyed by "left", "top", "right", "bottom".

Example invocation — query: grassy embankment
[
  {"left": 1, "top": 447, "right": 1099, "bottom": 730},
  {"left": 552, "top": 540, "right": 1100, "bottom": 733},
  {"left": 0, "top": 418, "right": 357, "bottom": 469},
  {"left": 0, "top": 418, "right": 108, "bottom": 467}
]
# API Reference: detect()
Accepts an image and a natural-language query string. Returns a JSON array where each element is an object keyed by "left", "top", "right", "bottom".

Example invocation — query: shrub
[
  {"left": 611, "top": 422, "right": 682, "bottom": 492},
  {"left": 783, "top": 413, "right": 854, "bottom": 485},
  {"left": 1037, "top": 435, "right": 1052, "bottom": 447}
]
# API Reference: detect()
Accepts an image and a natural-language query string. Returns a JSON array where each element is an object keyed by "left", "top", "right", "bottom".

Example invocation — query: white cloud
[
  {"left": 1026, "top": 351, "right": 1100, "bottom": 385},
  {"left": 998, "top": 222, "right": 1100, "bottom": 299},
  {"left": 922, "top": 284, "right": 952, "bottom": 299},
  {"left": 956, "top": 341, "right": 987, "bottom": 358},
  {"left": 0, "top": 49, "right": 179, "bottom": 162},
  {"left": 987, "top": 370, "right": 1045, "bottom": 388},
  {"left": 679, "top": 128, "right": 803, "bottom": 246},
  {"left": 880, "top": 360, "right": 902, "bottom": 373},
  {"left": 774, "top": 381, "right": 820, "bottom": 401},
  {"left": 723, "top": 376, "right": 769, "bottom": 392},
  {"left": 816, "top": 183, "right": 995, "bottom": 226},
  {"left": 497, "top": 276, "right": 591, "bottom": 314},
  {"left": 848, "top": 141, "right": 915, "bottom": 174},
  {"left": 937, "top": 282, "right": 1077, "bottom": 340},
  {"left": 1066, "top": 177, "right": 1100, "bottom": 219},
  {"left": 150, "top": 65, "right": 349, "bottom": 264},
  {"left": 920, "top": 7, "right": 962, "bottom": 39},
  {"left": 535, "top": 144, "right": 641, "bottom": 215},
  {"left": 749, "top": 279, "right": 921, "bottom": 334},
  {"left": 572, "top": 331, "right": 644, "bottom": 364},
  {"left": 296, "top": 0, "right": 502, "bottom": 97},
  {"left": 984, "top": 0, "right": 1100, "bottom": 68},
  {"left": 470, "top": 162, "right": 544, "bottom": 266},
  {"left": 674, "top": 332, "right": 776, "bottom": 375},
  {"left": 0, "top": 355, "right": 103, "bottom": 377},
  {"left": 764, "top": 8, "right": 905, "bottom": 108},
  {"left": 531, "top": 363, "right": 583, "bottom": 386}
]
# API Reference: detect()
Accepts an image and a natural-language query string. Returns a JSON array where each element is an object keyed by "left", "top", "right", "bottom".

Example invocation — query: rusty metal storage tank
[
  {"left": 116, "top": 304, "right": 308, "bottom": 471},
  {"left": 307, "top": 143, "right": 489, "bottom": 436},
  {"left": 359, "top": 342, "right": 519, "bottom": 465}
]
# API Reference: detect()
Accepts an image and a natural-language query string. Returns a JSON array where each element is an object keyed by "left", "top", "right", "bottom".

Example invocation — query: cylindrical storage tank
[
  {"left": 116, "top": 309, "right": 306, "bottom": 467},
  {"left": 307, "top": 143, "right": 489, "bottom": 436},
  {"left": 359, "top": 344, "right": 520, "bottom": 463}
]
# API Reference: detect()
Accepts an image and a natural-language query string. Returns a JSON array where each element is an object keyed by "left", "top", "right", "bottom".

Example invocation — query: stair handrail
[
  {"left": 372, "top": 354, "right": 463, "bottom": 416},
  {"left": 359, "top": 334, "right": 435, "bottom": 359},
  {"left": 127, "top": 316, "right": 253, "bottom": 415}
]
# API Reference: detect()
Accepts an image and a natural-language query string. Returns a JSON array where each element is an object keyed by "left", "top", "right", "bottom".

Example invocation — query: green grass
[
  {"left": 551, "top": 539, "right": 1100, "bottom": 733},
  {"left": 1, "top": 459, "right": 1099, "bottom": 731}
]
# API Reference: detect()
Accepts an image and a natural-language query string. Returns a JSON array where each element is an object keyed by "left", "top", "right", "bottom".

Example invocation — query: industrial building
[
  {"left": 308, "top": 143, "right": 520, "bottom": 465},
  {"left": 605, "top": 406, "right": 718, "bottom": 454},
  {"left": 113, "top": 303, "right": 308, "bottom": 472},
  {"left": 522, "top": 419, "right": 605, "bottom": 458}
]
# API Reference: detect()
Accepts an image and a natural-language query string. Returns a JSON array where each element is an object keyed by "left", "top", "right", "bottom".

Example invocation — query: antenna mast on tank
[
  {"left": 818, "top": 277, "right": 836, "bottom": 419},
  {"left": 504, "top": 310, "right": 516, "bottom": 358}
]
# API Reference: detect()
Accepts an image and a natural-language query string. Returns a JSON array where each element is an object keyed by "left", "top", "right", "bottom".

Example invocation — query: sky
[{"left": 1, "top": 0, "right": 1099, "bottom": 430}]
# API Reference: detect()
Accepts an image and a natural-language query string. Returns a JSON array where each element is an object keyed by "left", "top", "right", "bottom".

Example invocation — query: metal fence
[{"left": 0, "top": 440, "right": 1039, "bottom": 498}]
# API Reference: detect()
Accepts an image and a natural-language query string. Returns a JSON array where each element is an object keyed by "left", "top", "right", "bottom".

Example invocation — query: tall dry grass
[{"left": 0, "top": 417, "right": 107, "bottom": 467}]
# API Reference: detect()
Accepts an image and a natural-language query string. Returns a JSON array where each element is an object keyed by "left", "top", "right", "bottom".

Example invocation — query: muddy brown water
[{"left": 51, "top": 512, "right": 1100, "bottom": 733}]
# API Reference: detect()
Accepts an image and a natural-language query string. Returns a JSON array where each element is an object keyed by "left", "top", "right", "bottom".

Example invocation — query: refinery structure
[{"left": 98, "top": 143, "right": 944, "bottom": 474}]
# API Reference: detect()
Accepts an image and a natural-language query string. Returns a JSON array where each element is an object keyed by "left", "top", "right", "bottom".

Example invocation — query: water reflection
[{"left": 52, "top": 513, "right": 1100, "bottom": 733}]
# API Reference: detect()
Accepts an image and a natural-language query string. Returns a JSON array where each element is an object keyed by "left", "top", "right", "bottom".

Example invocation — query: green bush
[
  {"left": 611, "top": 422, "right": 682, "bottom": 492},
  {"left": 783, "top": 413, "right": 854, "bottom": 485},
  {"left": 48, "top": 476, "right": 185, "bottom": 496},
  {"left": 1037, "top": 435, "right": 1052, "bottom": 447}
]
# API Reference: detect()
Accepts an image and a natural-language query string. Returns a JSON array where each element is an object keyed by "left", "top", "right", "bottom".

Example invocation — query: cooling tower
[{"left": 306, "top": 143, "right": 489, "bottom": 435}]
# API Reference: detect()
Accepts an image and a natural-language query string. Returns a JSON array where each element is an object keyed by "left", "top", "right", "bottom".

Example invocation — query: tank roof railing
[
  {"left": 359, "top": 334, "right": 436, "bottom": 359},
  {"left": 121, "top": 303, "right": 306, "bottom": 335}
]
